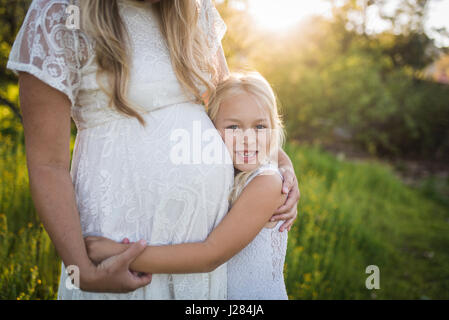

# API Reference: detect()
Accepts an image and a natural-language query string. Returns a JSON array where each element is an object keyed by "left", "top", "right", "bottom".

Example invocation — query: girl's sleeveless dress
[
  {"left": 227, "top": 163, "right": 289, "bottom": 299},
  {"left": 7, "top": 0, "right": 234, "bottom": 299}
]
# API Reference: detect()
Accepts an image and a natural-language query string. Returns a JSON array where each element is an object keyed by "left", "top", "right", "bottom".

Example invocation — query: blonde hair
[
  {"left": 207, "top": 72, "right": 285, "bottom": 205},
  {"left": 79, "top": 0, "right": 219, "bottom": 127}
]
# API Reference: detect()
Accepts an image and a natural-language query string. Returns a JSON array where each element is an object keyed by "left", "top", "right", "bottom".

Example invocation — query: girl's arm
[{"left": 86, "top": 173, "right": 286, "bottom": 274}]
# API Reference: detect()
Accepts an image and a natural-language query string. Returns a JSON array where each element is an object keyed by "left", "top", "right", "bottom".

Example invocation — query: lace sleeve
[
  {"left": 199, "top": 0, "right": 227, "bottom": 57},
  {"left": 6, "top": 0, "right": 92, "bottom": 107}
]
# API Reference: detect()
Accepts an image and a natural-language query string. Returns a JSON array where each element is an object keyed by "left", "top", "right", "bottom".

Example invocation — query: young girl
[{"left": 85, "top": 72, "right": 289, "bottom": 299}]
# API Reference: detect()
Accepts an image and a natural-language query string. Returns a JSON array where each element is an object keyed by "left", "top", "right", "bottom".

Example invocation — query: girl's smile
[{"left": 236, "top": 150, "right": 258, "bottom": 164}]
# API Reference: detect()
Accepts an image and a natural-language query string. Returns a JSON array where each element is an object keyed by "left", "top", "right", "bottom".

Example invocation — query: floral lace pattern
[
  {"left": 227, "top": 164, "right": 289, "bottom": 300},
  {"left": 8, "top": 0, "right": 233, "bottom": 300},
  {"left": 7, "top": 0, "right": 93, "bottom": 107}
]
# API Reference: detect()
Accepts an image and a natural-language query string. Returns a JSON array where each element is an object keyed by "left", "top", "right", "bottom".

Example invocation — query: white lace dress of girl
[
  {"left": 7, "top": 0, "right": 234, "bottom": 299},
  {"left": 227, "top": 163, "right": 289, "bottom": 300}
]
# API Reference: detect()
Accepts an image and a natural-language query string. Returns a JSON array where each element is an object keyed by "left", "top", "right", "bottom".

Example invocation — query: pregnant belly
[{"left": 70, "top": 102, "right": 234, "bottom": 245}]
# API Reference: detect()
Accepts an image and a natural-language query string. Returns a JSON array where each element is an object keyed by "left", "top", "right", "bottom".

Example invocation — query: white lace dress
[
  {"left": 7, "top": 0, "right": 234, "bottom": 299},
  {"left": 227, "top": 163, "right": 289, "bottom": 300}
]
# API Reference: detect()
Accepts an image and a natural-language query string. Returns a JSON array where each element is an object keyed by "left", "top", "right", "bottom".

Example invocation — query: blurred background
[{"left": 1, "top": 0, "right": 448, "bottom": 299}]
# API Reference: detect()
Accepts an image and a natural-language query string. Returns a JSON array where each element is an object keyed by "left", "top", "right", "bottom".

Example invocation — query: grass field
[{"left": 1, "top": 136, "right": 448, "bottom": 299}]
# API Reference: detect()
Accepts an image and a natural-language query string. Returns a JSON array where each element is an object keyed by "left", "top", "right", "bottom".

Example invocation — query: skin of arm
[
  {"left": 86, "top": 172, "right": 287, "bottom": 274},
  {"left": 19, "top": 72, "right": 95, "bottom": 278},
  {"left": 278, "top": 148, "right": 293, "bottom": 174},
  {"left": 272, "top": 148, "right": 300, "bottom": 231}
]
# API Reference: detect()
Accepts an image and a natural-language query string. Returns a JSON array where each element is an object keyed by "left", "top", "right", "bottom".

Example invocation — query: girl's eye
[
  {"left": 226, "top": 125, "right": 238, "bottom": 130},
  {"left": 256, "top": 124, "right": 267, "bottom": 130}
]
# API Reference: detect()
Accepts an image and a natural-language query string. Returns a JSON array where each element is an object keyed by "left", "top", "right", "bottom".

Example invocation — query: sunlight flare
[{"left": 248, "top": 0, "right": 331, "bottom": 31}]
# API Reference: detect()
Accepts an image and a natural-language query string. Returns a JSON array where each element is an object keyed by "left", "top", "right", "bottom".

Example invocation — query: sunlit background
[
  {"left": 242, "top": 0, "right": 449, "bottom": 47},
  {"left": 247, "top": 0, "right": 332, "bottom": 31}
]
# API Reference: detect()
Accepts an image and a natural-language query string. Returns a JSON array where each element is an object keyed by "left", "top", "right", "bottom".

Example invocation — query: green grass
[
  {"left": 1, "top": 137, "right": 448, "bottom": 299},
  {"left": 284, "top": 141, "right": 449, "bottom": 299},
  {"left": 0, "top": 134, "right": 60, "bottom": 300}
]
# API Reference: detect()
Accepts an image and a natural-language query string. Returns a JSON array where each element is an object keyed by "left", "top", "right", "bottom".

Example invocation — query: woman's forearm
[{"left": 28, "top": 164, "right": 95, "bottom": 277}]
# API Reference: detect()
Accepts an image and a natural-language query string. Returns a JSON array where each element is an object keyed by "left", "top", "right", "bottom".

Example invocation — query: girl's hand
[
  {"left": 85, "top": 236, "right": 127, "bottom": 265},
  {"left": 271, "top": 166, "right": 300, "bottom": 232}
]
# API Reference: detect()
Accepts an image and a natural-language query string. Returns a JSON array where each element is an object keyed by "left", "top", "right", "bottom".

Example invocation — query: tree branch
[{"left": 0, "top": 95, "right": 22, "bottom": 123}]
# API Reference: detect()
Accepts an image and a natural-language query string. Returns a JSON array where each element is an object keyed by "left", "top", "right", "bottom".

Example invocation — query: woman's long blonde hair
[
  {"left": 207, "top": 72, "right": 285, "bottom": 205},
  {"left": 79, "top": 0, "right": 219, "bottom": 126}
]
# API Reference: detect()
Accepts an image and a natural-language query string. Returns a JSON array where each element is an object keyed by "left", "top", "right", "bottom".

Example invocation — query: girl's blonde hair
[
  {"left": 79, "top": 0, "right": 219, "bottom": 127},
  {"left": 207, "top": 72, "right": 285, "bottom": 205}
]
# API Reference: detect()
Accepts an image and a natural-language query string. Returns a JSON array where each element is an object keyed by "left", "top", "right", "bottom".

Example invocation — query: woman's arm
[
  {"left": 274, "top": 148, "right": 300, "bottom": 231},
  {"left": 19, "top": 72, "right": 151, "bottom": 292},
  {"left": 86, "top": 173, "right": 287, "bottom": 274}
]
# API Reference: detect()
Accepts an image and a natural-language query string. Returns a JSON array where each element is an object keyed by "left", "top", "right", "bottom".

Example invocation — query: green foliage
[
  {"left": 0, "top": 84, "right": 22, "bottom": 139},
  {"left": 0, "top": 137, "right": 60, "bottom": 300},
  {"left": 221, "top": 0, "right": 449, "bottom": 160},
  {"left": 283, "top": 142, "right": 449, "bottom": 299},
  {"left": 0, "top": 0, "right": 32, "bottom": 83},
  {"left": 255, "top": 33, "right": 449, "bottom": 158}
]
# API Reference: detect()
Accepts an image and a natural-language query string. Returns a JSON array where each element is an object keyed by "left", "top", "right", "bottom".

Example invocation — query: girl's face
[{"left": 214, "top": 93, "right": 272, "bottom": 172}]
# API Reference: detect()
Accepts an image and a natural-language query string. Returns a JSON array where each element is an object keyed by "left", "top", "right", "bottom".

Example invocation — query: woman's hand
[
  {"left": 273, "top": 149, "right": 301, "bottom": 232},
  {"left": 120, "top": 238, "right": 152, "bottom": 277},
  {"left": 85, "top": 236, "right": 152, "bottom": 278},
  {"left": 84, "top": 241, "right": 153, "bottom": 293},
  {"left": 85, "top": 236, "right": 127, "bottom": 265}
]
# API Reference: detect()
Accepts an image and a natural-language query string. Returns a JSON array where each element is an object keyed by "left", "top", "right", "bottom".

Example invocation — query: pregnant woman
[{"left": 7, "top": 0, "right": 300, "bottom": 299}]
